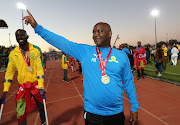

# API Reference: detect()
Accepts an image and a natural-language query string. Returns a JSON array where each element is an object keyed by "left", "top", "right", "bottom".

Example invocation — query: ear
[
  {"left": 109, "top": 31, "right": 112, "bottom": 38},
  {"left": 26, "top": 35, "right": 29, "bottom": 39}
]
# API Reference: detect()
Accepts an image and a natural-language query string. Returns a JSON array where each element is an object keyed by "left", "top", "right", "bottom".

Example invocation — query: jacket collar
[{"left": 14, "top": 42, "right": 34, "bottom": 52}]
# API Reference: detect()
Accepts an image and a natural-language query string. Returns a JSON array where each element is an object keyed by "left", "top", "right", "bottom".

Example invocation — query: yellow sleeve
[
  {"left": 3, "top": 52, "right": 16, "bottom": 92},
  {"left": 36, "top": 49, "right": 44, "bottom": 88}
]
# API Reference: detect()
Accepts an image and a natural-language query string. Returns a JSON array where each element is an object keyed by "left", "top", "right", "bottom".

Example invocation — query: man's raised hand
[{"left": 22, "top": 10, "right": 37, "bottom": 29}]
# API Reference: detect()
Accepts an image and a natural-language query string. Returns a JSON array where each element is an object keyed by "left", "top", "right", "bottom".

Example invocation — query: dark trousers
[
  {"left": 163, "top": 56, "right": 168, "bottom": 70},
  {"left": 79, "top": 65, "right": 82, "bottom": 74},
  {"left": 63, "top": 69, "right": 68, "bottom": 81},
  {"left": 44, "top": 61, "right": 46, "bottom": 70},
  {"left": 151, "top": 54, "right": 155, "bottom": 62},
  {"left": 146, "top": 58, "right": 152, "bottom": 64},
  {"left": 137, "top": 69, "right": 144, "bottom": 78},
  {"left": 84, "top": 111, "right": 125, "bottom": 125},
  {"left": 18, "top": 95, "right": 45, "bottom": 125},
  {"left": 155, "top": 63, "right": 163, "bottom": 74},
  {"left": 128, "top": 55, "right": 134, "bottom": 69}
]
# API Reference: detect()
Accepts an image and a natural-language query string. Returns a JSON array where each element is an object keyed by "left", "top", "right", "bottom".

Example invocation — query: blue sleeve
[
  {"left": 122, "top": 56, "right": 139, "bottom": 112},
  {"left": 35, "top": 24, "right": 88, "bottom": 61}
]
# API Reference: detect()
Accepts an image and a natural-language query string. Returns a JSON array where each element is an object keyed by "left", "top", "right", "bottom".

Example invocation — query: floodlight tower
[
  {"left": 17, "top": 2, "right": 26, "bottom": 29},
  {"left": 151, "top": 9, "right": 159, "bottom": 46}
]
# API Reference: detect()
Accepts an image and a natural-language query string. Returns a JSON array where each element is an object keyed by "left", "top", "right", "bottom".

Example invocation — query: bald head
[
  {"left": 94, "top": 22, "right": 111, "bottom": 32},
  {"left": 137, "top": 41, "right": 141, "bottom": 47},
  {"left": 93, "top": 22, "right": 112, "bottom": 47}
]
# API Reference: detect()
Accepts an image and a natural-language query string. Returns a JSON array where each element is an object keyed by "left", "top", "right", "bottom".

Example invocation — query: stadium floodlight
[
  {"left": 17, "top": 2, "right": 26, "bottom": 10},
  {"left": 151, "top": 9, "right": 159, "bottom": 17},
  {"left": 151, "top": 9, "right": 159, "bottom": 46},
  {"left": 17, "top": 2, "right": 26, "bottom": 29}
]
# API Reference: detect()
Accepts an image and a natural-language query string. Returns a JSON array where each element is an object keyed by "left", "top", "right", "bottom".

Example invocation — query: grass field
[{"left": 144, "top": 60, "right": 180, "bottom": 82}]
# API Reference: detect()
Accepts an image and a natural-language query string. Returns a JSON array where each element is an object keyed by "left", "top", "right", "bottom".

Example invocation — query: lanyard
[
  {"left": 20, "top": 47, "right": 30, "bottom": 67},
  {"left": 96, "top": 46, "right": 112, "bottom": 76}
]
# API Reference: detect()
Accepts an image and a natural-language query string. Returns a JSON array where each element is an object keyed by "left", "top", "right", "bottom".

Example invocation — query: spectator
[
  {"left": 145, "top": 46, "right": 152, "bottom": 64},
  {"left": 62, "top": 53, "right": 69, "bottom": 83},
  {"left": 128, "top": 46, "right": 134, "bottom": 72},
  {"left": 167, "top": 45, "right": 172, "bottom": 63},
  {"left": 122, "top": 45, "right": 130, "bottom": 56},
  {"left": 69, "top": 56, "right": 76, "bottom": 72},
  {"left": 150, "top": 46, "right": 156, "bottom": 62},
  {"left": 43, "top": 52, "right": 47, "bottom": 71},
  {"left": 171, "top": 44, "right": 179, "bottom": 66},
  {"left": 119, "top": 45, "right": 123, "bottom": 50},
  {"left": 162, "top": 44, "right": 168, "bottom": 70},
  {"left": 155, "top": 45, "right": 165, "bottom": 77},
  {"left": 134, "top": 41, "right": 146, "bottom": 80},
  {"left": 178, "top": 43, "right": 180, "bottom": 59},
  {"left": 77, "top": 60, "right": 82, "bottom": 74}
]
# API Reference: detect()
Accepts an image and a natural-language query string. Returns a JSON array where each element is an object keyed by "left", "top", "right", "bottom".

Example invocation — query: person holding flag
[
  {"left": 134, "top": 41, "right": 146, "bottom": 80},
  {"left": 23, "top": 10, "right": 139, "bottom": 125},
  {"left": 0, "top": 29, "right": 46, "bottom": 125}
]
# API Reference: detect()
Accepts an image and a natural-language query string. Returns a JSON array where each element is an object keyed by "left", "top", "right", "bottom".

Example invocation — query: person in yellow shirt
[
  {"left": 62, "top": 52, "right": 69, "bottom": 83},
  {"left": 162, "top": 44, "right": 168, "bottom": 70},
  {"left": 178, "top": 44, "right": 180, "bottom": 59},
  {"left": 0, "top": 29, "right": 46, "bottom": 125}
]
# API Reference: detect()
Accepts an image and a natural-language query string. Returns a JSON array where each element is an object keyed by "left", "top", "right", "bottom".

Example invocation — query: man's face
[
  {"left": 138, "top": 41, "right": 141, "bottom": 47},
  {"left": 162, "top": 44, "right": 165, "bottom": 48},
  {"left": 15, "top": 30, "right": 28, "bottom": 46},
  {"left": 92, "top": 23, "right": 111, "bottom": 47}
]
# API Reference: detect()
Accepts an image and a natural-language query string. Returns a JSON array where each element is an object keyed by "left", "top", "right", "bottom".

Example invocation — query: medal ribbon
[
  {"left": 96, "top": 46, "right": 112, "bottom": 76},
  {"left": 20, "top": 47, "right": 30, "bottom": 67}
]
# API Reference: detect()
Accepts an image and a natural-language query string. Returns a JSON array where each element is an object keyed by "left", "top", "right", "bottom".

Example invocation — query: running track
[{"left": 0, "top": 60, "right": 180, "bottom": 125}]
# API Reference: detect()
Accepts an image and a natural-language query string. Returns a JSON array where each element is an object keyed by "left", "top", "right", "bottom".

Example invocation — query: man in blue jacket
[{"left": 23, "top": 10, "right": 139, "bottom": 125}]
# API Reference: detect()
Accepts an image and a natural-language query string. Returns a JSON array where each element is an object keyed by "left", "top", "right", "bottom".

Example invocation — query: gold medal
[
  {"left": 27, "top": 66, "right": 33, "bottom": 72},
  {"left": 101, "top": 75, "right": 110, "bottom": 84}
]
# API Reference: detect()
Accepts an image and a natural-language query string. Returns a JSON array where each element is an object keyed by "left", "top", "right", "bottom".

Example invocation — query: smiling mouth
[
  {"left": 94, "top": 38, "right": 101, "bottom": 42},
  {"left": 19, "top": 40, "right": 24, "bottom": 43}
]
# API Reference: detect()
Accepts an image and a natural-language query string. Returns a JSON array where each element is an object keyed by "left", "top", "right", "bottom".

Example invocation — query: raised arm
[{"left": 23, "top": 10, "right": 88, "bottom": 61}]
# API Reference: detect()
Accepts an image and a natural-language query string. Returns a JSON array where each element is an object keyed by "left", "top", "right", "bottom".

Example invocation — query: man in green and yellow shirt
[
  {"left": 0, "top": 29, "right": 46, "bottom": 125},
  {"left": 62, "top": 53, "right": 69, "bottom": 83},
  {"left": 162, "top": 44, "right": 168, "bottom": 70}
]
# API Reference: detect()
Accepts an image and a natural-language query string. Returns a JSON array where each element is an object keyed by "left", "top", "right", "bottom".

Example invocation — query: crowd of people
[
  {"left": 0, "top": 46, "right": 15, "bottom": 69},
  {"left": 116, "top": 42, "right": 180, "bottom": 77}
]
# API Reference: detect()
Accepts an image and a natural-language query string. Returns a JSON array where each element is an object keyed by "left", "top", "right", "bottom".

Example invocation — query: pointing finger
[{"left": 27, "top": 9, "right": 33, "bottom": 17}]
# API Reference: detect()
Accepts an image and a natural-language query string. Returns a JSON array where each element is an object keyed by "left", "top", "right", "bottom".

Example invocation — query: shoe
[
  {"left": 142, "top": 75, "right": 144, "bottom": 79},
  {"left": 62, "top": 80, "right": 65, "bottom": 82},
  {"left": 44, "top": 69, "right": 46, "bottom": 71},
  {"left": 137, "top": 77, "right": 140, "bottom": 80},
  {"left": 65, "top": 80, "right": 69, "bottom": 83},
  {"left": 158, "top": 73, "right": 162, "bottom": 77}
]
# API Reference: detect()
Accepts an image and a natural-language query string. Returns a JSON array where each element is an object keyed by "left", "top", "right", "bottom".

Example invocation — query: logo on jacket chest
[
  {"left": 91, "top": 54, "right": 98, "bottom": 62},
  {"left": 30, "top": 53, "right": 37, "bottom": 59},
  {"left": 109, "top": 55, "right": 119, "bottom": 63}
]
